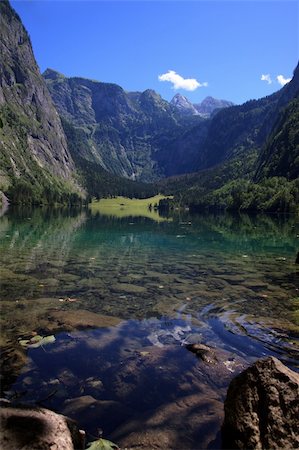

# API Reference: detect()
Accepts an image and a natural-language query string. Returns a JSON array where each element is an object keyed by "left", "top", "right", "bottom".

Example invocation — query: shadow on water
[
  {"left": 5, "top": 317, "right": 241, "bottom": 448},
  {"left": 0, "top": 207, "right": 298, "bottom": 448}
]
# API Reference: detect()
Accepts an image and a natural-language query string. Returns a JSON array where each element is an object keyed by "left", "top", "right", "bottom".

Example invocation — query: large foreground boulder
[
  {"left": 0, "top": 401, "right": 85, "bottom": 450},
  {"left": 222, "top": 356, "right": 299, "bottom": 449}
]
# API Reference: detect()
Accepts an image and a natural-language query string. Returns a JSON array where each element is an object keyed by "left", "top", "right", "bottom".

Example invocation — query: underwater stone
[
  {"left": 112, "top": 283, "right": 146, "bottom": 294},
  {"left": 185, "top": 343, "right": 218, "bottom": 364},
  {"left": 46, "top": 310, "right": 122, "bottom": 332}
]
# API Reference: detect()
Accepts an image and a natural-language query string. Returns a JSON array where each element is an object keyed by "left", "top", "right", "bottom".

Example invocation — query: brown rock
[
  {"left": 0, "top": 402, "right": 85, "bottom": 450},
  {"left": 47, "top": 309, "right": 121, "bottom": 331},
  {"left": 0, "top": 345, "right": 28, "bottom": 392},
  {"left": 222, "top": 356, "right": 299, "bottom": 449},
  {"left": 185, "top": 343, "right": 218, "bottom": 364}
]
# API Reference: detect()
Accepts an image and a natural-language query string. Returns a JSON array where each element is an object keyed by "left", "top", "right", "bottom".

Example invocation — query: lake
[{"left": 0, "top": 207, "right": 298, "bottom": 448}]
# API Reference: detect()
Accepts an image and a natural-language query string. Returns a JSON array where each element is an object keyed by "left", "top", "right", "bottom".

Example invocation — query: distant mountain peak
[
  {"left": 170, "top": 93, "right": 234, "bottom": 117},
  {"left": 194, "top": 96, "right": 234, "bottom": 116},
  {"left": 170, "top": 93, "right": 199, "bottom": 116},
  {"left": 141, "top": 89, "right": 162, "bottom": 101},
  {"left": 43, "top": 68, "right": 66, "bottom": 81},
  {"left": 172, "top": 93, "right": 187, "bottom": 101}
]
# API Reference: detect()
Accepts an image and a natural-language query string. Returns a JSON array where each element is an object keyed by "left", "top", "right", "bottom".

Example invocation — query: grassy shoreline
[{"left": 89, "top": 195, "right": 172, "bottom": 220}]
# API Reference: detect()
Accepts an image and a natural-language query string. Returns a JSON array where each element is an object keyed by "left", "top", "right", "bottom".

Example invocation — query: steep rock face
[
  {"left": 44, "top": 70, "right": 204, "bottom": 181},
  {"left": 222, "top": 357, "right": 299, "bottom": 450},
  {"left": 155, "top": 119, "right": 209, "bottom": 177},
  {"left": 0, "top": 1, "right": 79, "bottom": 196}
]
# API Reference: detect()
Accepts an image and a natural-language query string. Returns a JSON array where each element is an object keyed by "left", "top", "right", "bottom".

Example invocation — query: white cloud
[
  {"left": 261, "top": 74, "right": 272, "bottom": 84},
  {"left": 158, "top": 70, "right": 208, "bottom": 91},
  {"left": 277, "top": 74, "right": 291, "bottom": 86}
]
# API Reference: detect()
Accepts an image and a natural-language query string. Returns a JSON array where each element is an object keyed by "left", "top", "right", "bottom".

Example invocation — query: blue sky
[{"left": 12, "top": 0, "right": 298, "bottom": 105}]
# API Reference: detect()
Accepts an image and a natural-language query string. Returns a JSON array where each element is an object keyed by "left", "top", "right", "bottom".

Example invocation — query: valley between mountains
[
  {"left": 0, "top": 0, "right": 298, "bottom": 211},
  {"left": 1, "top": 2, "right": 299, "bottom": 450}
]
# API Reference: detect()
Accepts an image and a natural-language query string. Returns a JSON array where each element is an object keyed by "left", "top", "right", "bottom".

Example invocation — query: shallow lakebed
[{"left": 0, "top": 208, "right": 298, "bottom": 448}]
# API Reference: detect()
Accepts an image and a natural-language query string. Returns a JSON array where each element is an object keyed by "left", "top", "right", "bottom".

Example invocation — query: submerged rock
[
  {"left": 108, "top": 344, "right": 246, "bottom": 449},
  {"left": 46, "top": 309, "right": 122, "bottom": 331},
  {"left": 0, "top": 402, "right": 85, "bottom": 450},
  {"left": 111, "top": 392, "right": 223, "bottom": 450},
  {"left": 0, "top": 346, "right": 28, "bottom": 393},
  {"left": 185, "top": 343, "right": 218, "bottom": 364},
  {"left": 222, "top": 356, "right": 299, "bottom": 449},
  {"left": 112, "top": 283, "right": 146, "bottom": 294},
  {"left": 61, "top": 396, "right": 133, "bottom": 437}
]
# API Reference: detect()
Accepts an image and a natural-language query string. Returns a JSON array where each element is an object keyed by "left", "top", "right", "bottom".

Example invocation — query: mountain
[
  {"left": 255, "top": 97, "right": 299, "bottom": 181},
  {"left": 170, "top": 94, "right": 234, "bottom": 118},
  {"left": 170, "top": 93, "right": 199, "bottom": 116},
  {"left": 159, "top": 90, "right": 282, "bottom": 177},
  {"left": 160, "top": 64, "right": 299, "bottom": 212},
  {"left": 44, "top": 69, "right": 203, "bottom": 182},
  {"left": 194, "top": 92, "right": 280, "bottom": 170},
  {"left": 61, "top": 118, "right": 157, "bottom": 200},
  {"left": 0, "top": 1, "right": 82, "bottom": 204},
  {"left": 194, "top": 96, "right": 234, "bottom": 117},
  {"left": 1, "top": 0, "right": 297, "bottom": 211},
  {"left": 43, "top": 64, "right": 299, "bottom": 188},
  {"left": 197, "top": 65, "right": 299, "bottom": 172}
]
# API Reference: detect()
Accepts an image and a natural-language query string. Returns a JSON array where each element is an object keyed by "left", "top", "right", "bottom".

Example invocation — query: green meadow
[{"left": 89, "top": 195, "right": 172, "bottom": 221}]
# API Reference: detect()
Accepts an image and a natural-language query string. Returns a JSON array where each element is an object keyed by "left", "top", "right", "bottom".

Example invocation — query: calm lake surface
[{"left": 1, "top": 208, "right": 298, "bottom": 448}]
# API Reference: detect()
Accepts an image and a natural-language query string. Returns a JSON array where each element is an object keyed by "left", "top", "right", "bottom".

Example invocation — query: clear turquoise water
[{"left": 1, "top": 208, "right": 298, "bottom": 447}]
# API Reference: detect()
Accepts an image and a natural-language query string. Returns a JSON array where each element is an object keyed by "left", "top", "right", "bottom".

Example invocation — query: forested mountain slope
[
  {"left": 178, "top": 63, "right": 299, "bottom": 174},
  {"left": 160, "top": 75, "right": 299, "bottom": 213},
  {"left": 255, "top": 98, "right": 299, "bottom": 181}
]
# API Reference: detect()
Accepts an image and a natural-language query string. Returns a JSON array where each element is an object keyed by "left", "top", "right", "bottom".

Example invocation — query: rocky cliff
[
  {"left": 44, "top": 69, "right": 204, "bottom": 182},
  {"left": 47, "top": 64, "right": 297, "bottom": 182},
  {"left": 0, "top": 1, "right": 81, "bottom": 203}
]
